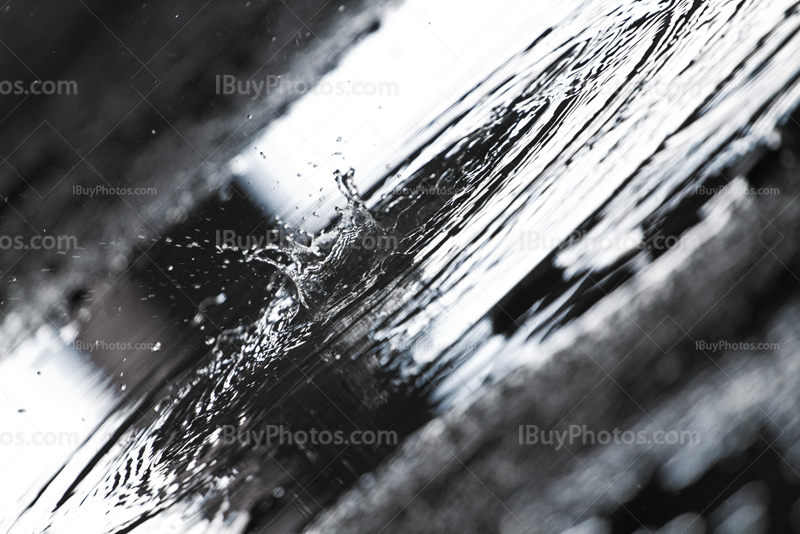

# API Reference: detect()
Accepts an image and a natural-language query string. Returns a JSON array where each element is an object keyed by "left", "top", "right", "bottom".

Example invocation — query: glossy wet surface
[{"left": 7, "top": 0, "right": 800, "bottom": 532}]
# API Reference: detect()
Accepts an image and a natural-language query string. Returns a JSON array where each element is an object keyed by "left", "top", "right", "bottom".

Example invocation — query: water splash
[
  {"left": 12, "top": 0, "right": 800, "bottom": 531},
  {"left": 246, "top": 168, "right": 395, "bottom": 317}
]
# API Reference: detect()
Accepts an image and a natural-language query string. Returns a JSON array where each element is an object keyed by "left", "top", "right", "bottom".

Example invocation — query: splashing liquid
[
  {"left": 12, "top": 169, "right": 421, "bottom": 534},
  {"left": 246, "top": 169, "right": 395, "bottom": 317},
  {"left": 13, "top": 0, "right": 800, "bottom": 531}
]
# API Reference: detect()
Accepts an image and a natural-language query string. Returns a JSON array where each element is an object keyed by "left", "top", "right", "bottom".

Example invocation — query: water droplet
[
  {"left": 337, "top": 5, "right": 345, "bottom": 12},
  {"left": 273, "top": 486, "right": 286, "bottom": 498},
  {"left": 336, "top": 136, "right": 342, "bottom": 142},
  {"left": 151, "top": 342, "right": 161, "bottom": 352},
  {"left": 205, "top": 337, "right": 215, "bottom": 345},
  {"left": 120, "top": 384, "right": 127, "bottom": 392},
  {"left": 247, "top": 114, "right": 253, "bottom": 119},
  {"left": 167, "top": 265, "right": 173, "bottom": 271}
]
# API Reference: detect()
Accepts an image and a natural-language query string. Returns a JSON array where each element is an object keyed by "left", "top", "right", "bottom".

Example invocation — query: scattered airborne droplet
[{"left": 151, "top": 342, "right": 161, "bottom": 352}]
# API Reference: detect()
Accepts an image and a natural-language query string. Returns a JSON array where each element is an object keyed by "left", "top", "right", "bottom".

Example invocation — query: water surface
[{"left": 11, "top": 0, "right": 800, "bottom": 532}]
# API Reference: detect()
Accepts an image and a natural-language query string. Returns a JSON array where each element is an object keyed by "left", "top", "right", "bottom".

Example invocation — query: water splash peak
[{"left": 247, "top": 168, "right": 393, "bottom": 317}]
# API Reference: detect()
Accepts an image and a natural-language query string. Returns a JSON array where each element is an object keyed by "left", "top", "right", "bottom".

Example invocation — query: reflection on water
[
  {"left": 9, "top": 0, "right": 800, "bottom": 532},
  {"left": 237, "top": 0, "right": 578, "bottom": 231}
]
